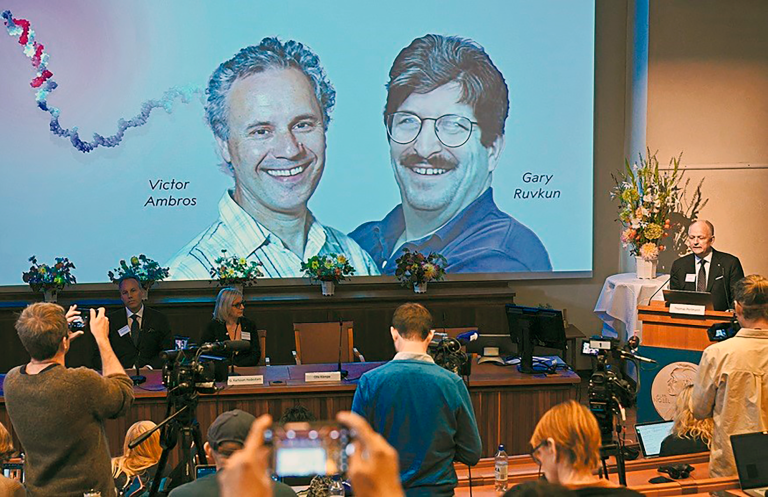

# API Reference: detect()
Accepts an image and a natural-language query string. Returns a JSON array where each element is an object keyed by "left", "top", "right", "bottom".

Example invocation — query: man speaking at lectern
[{"left": 669, "top": 220, "right": 744, "bottom": 311}]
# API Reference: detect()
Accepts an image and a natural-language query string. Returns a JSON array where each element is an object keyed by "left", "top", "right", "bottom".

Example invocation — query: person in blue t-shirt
[
  {"left": 352, "top": 303, "right": 482, "bottom": 496},
  {"left": 350, "top": 34, "right": 552, "bottom": 274}
]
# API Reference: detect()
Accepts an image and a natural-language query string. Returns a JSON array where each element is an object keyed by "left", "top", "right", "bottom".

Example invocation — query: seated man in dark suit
[
  {"left": 94, "top": 276, "right": 173, "bottom": 370},
  {"left": 669, "top": 220, "right": 744, "bottom": 311}
]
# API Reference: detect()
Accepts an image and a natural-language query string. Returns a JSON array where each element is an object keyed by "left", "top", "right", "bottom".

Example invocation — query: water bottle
[
  {"left": 329, "top": 475, "right": 345, "bottom": 496},
  {"left": 494, "top": 443, "right": 509, "bottom": 492}
]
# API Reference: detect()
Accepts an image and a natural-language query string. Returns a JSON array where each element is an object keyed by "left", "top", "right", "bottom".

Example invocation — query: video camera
[
  {"left": 707, "top": 318, "right": 740, "bottom": 342},
  {"left": 428, "top": 335, "right": 471, "bottom": 377},
  {"left": 584, "top": 337, "right": 650, "bottom": 444},
  {"left": 161, "top": 340, "right": 250, "bottom": 396}
]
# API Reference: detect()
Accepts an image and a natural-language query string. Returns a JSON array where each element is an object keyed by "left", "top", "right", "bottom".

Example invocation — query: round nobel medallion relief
[{"left": 651, "top": 362, "right": 698, "bottom": 420}]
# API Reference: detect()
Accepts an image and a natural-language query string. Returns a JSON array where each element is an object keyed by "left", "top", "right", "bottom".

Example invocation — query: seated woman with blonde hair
[
  {"left": 659, "top": 384, "right": 712, "bottom": 456},
  {"left": 0, "top": 421, "right": 25, "bottom": 497},
  {"left": 112, "top": 420, "right": 163, "bottom": 496},
  {"left": 527, "top": 400, "right": 642, "bottom": 496},
  {"left": 201, "top": 287, "right": 260, "bottom": 367}
]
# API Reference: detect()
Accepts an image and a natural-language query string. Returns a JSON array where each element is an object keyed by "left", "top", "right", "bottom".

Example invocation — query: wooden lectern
[{"left": 638, "top": 300, "right": 734, "bottom": 352}]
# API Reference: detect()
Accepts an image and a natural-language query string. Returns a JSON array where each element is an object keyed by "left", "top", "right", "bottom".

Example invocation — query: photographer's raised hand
[{"left": 337, "top": 411, "right": 404, "bottom": 497}]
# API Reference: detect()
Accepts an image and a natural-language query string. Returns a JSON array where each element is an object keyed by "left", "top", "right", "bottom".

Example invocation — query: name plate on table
[
  {"left": 305, "top": 371, "right": 342, "bottom": 382},
  {"left": 669, "top": 303, "right": 706, "bottom": 316},
  {"left": 227, "top": 375, "right": 264, "bottom": 386}
]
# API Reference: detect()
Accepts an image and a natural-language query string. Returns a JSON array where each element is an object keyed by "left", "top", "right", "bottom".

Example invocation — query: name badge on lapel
[
  {"left": 118, "top": 325, "right": 131, "bottom": 337},
  {"left": 241, "top": 331, "right": 251, "bottom": 341},
  {"left": 685, "top": 274, "right": 696, "bottom": 283}
]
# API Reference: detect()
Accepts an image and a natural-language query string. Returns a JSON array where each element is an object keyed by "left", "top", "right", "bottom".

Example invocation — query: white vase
[
  {"left": 413, "top": 282, "right": 428, "bottom": 294},
  {"left": 233, "top": 283, "right": 245, "bottom": 295},
  {"left": 43, "top": 288, "right": 58, "bottom": 303},
  {"left": 321, "top": 281, "right": 335, "bottom": 296},
  {"left": 636, "top": 256, "right": 658, "bottom": 279}
]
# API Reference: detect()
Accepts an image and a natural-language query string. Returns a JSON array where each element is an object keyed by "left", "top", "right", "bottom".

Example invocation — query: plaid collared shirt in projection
[{"left": 166, "top": 191, "right": 380, "bottom": 279}]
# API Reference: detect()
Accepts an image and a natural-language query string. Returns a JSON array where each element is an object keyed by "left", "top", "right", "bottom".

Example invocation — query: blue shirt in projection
[
  {"left": 349, "top": 188, "right": 552, "bottom": 274},
  {"left": 351, "top": 359, "right": 482, "bottom": 497}
]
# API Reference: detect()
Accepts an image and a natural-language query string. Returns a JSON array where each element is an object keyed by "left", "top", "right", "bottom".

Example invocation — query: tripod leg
[
  {"left": 147, "top": 445, "right": 173, "bottom": 497},
  {"left": 191, "top": 421, "right": 208, "bottom": 466}
]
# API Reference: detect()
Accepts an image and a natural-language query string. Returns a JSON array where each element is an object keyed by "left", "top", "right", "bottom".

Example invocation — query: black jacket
[
  {"left": 200, "top": 317, "right": 261, "bottom": 367},
  {"left": 669, "top": 249, "right": 744, "bottom": 311},
  {"left": 94, "top": 306, "right": 173, "bottom": 370}
]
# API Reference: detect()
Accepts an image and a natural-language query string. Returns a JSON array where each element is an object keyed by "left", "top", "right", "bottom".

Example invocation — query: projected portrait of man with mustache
[
  {"left": 350, "top": 34, "right": 552, "bottom": 274},
  {"left": 166, "top": 38, "right": 379, "bottom": 279}
]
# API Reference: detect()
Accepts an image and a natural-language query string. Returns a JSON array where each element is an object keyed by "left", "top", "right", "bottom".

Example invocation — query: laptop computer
[
  {"left": 635, "top": 420, "right": 674, "bottom": 458},
  {"left": 732, "top": 431, "right": 768, "bottom": 497},
  {"left": 663, "top": 289, "right": 714, "bottom": 310}
]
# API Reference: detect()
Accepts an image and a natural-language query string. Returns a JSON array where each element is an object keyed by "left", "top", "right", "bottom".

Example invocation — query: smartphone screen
[{"left": 265, "top": 422, "right": 350, "bottom": 477}]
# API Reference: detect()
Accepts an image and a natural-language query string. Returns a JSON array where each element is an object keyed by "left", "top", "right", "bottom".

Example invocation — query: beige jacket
[{"left": 692, "top": 328, "right": 768, "bottom": 477}]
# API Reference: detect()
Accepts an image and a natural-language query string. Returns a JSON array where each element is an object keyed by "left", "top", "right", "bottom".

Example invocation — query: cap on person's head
[{"left": 207, "top": 409, "right": 256, "bottom": 451}]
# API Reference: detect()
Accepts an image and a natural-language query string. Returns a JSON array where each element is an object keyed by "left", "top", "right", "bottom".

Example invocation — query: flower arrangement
[
  {"left": 209, "top": 249, "right": 264, "bottom": 286},
  {"left": 108, "top": 254, "right": 170, "bottom": 289},
  {"left": 301, "top": 254, "right": 355, "bottom": 283},
  {"left": 612, "top": 150, "right": 682, "bottom": 261},
  {"left": 22, "top": 255, "right": 77, "bottom": 291},
  {"left": 394, "top": 248, "right": 448, "bottom": 288}
]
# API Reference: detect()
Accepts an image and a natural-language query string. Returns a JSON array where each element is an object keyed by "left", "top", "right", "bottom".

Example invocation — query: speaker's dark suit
[
  {"left": 93, "top": 306, "right": 173, "bottom": 370},
  {"left": 669, "top": 249, "right": 744, "bottom": 311}
]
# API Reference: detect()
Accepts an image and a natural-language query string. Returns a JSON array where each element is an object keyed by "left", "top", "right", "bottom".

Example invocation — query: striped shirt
[{"left": 165, "top": 191, "right": 380, "bottom": 279}]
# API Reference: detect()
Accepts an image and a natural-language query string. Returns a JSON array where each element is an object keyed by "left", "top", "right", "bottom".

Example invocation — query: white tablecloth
[{"left": 594, "top": 273, "right": 668, "bottom": 340}]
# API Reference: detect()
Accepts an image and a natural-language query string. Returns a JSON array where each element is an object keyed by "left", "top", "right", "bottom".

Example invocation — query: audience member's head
[
  {"left": 112, "top": 420, "right": 162, "bottom": 478},
  {"left": 0, "top": 421, "right": 15, "bottom": 463},
  {"left": 390, "top": 303, "right": 434, "bottom": 351},
  {"left": 15, "top": 302, "right": 69, "bottom": 360},
  {"left": 213, "top": 287, "right": 245, "bottom": 323},
  {"left": 672, "top": 384, "right": 713, "bottom": 447},
  {"left": 734, "top": 274, "right": 768, "bottom": 326},
  {"left": 504, "top": 480, "right": 576, "bottom": 496},
  {"left": 279, "top": 405, "right": 316, "bottom": 424},
  {"left": 206, "top": 409, "right": 256, "bottom": 469},
  {"left": 529, "top": 400, "right": 603, "bottom": 487}
]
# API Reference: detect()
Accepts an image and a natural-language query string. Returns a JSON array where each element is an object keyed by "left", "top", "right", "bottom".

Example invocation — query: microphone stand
[
  {"left": 337, "top": 318, "right": 348, "bottom": 379},
  {"left": 228, "top": 351, "right": 239, "bottom": 377},
  {"left": 131, "top": 363, "right": 146, "bottom": 386}
]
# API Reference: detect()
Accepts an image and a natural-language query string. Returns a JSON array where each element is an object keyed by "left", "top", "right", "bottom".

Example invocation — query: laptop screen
[
  {"left": 732, "top": 432, "right": 768, "bottom": 490},
  {"left": 636, "top": 420, "right": 674, "bottom": 458}
]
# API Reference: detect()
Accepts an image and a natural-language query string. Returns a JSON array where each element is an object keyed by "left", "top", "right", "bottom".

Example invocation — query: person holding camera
[
  {"left": 692, "top": 274, "right": 768, "bottom": 478},
  {"left": 3, "top": 303, "right": 134, "bottom": 496},
  {"left": 168, "top": 409, "right": 296, "bottom": 497},
  {"left": 528, "top": 401, "right": 642, "bottom": 496},
  {"left": 200, "top": 287, "right": 261, "bottom": 367},
  {"left": 351, "top": 303, "right": 481, "bottom": 496},
  {"left": 218, "top": 411, "right": 405, "bottom": 497}
]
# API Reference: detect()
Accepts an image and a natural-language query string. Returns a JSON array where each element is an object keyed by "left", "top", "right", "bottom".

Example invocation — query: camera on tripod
[
  {"left": 583, "top": 337, "right": 655, "bottom": 486},
  {"left": 428, "top": 335, "right": 471, "bottom": 376},
  {"left": 161, "top": 347, "right": 219, "bottom": 395},
  {"left": 586, "top": 338, "right": 637, "bottom": 440}
]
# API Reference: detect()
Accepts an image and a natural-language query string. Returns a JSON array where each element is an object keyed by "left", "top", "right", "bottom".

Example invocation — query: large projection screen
[{"left": 0, "top": 0, "right": 595, "bottom": 284}]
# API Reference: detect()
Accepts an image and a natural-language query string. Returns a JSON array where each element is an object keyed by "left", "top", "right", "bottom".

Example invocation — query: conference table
[
  {"left": 454, "top": 451, "right": 743, "bottom": 496},
  {"left": 0, "top": 360, "right": 580, "bottom": 463}
]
